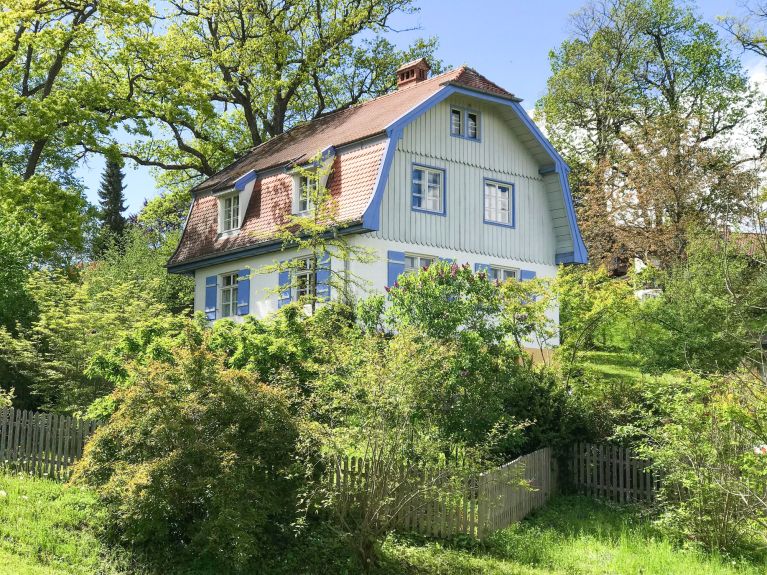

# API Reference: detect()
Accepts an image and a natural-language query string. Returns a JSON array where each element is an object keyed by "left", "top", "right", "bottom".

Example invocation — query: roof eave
[{"left": 167, "top": 220, "right": 371, "bottom": 274}]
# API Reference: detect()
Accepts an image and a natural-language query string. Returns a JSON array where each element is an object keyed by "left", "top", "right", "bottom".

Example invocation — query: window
[
  {"left": 450, "top": 108, "right": 463, "bottom": 136},
  {"left": 220, "top": 272, "right": 239, "bottom": 317},
  {"left": 484, "top": 180, "right": 513, "bottom": 226},
  {"left": 404, "top": 253, "right": 435, "bottom": 274},
  {"left": 293, "top": 256, "right": 317, "bottom": 298},
  {"left": 412, "top": 165, "right": 445, "bottom": 214},
  {"left": 467, "top": 112, "right": 478, "bottom": 139},
  {"left": 220, "top": 194, "right": 240, "bottom": 232},
  {"left": 450, "top": 107, "right": 480, "bottom": 140},
  {"left": 487, "top": 266, "right": 518, "bottom": 283},
  {"left": 297, "top": 175, "right": 316, "bottom": 214}
]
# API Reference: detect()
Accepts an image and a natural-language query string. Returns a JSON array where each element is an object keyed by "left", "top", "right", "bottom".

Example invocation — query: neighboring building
[{"left": 167, "top": 59, "right": 588, "bottom": 341}]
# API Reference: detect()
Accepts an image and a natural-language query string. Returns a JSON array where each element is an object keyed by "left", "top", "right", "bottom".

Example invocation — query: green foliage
[
  {"left": 361, "top": 262, "right": 583, "bottom": 458},
  {"left": 114, "top": 0, "right": 442, "bottom": 187},
  {"left": 92, "top": 157, "right": 127, "bottom": 257},
  {"left": 73, "top": 321, "right": 304, "bottom": 571},
  {"left": 0, "top": 168, "right": 91, "bottom": 265},
  {"left": 627, "top": 372, "right": 767, "bottom": 555},
  {"left": 538, "top": 0, "right": 763, "bottom": 267},
  {"left": 632, "top": 231, "right": 765, "bottom": 374}
]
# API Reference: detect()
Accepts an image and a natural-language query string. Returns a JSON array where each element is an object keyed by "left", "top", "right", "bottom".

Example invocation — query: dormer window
[
  {"left": 297, "top": 174, "right": 316, "bottom": 215},
  {"left": 220, "top": 193, "right": 240, "bottom": 233}
]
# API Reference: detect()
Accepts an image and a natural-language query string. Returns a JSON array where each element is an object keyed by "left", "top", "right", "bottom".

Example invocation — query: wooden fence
[
  {"left": 571, "top": 442, "right": 655, "bottom": 503},
  {"left": 0, "top": 407, "right": 98, "bottom": 480},
  {"left": 478, "top": 446, "right": 555, "bottom": 537},
  {"left": 330, "top": 446, "right": 556, "bottom": 539}
]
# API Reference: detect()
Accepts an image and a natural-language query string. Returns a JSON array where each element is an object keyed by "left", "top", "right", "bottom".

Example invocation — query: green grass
[
  {"left": 379, "top": 497, "right": 765, "bottom": 575},
  {"left": 0, "top": 472, "right": 123, "bottom": 575},
  {"left": 579, "top": 350, "right": 647, "bottom": 385},
  {"left": 0, "top": 472, "right": 764, "bottom": 575}
]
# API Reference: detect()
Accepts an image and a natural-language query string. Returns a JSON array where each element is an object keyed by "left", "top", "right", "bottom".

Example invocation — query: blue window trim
[
  {"left": 482, "top": 177, "right": 515, "bottom": 228},
  {"left": 449, "top": 105, "right": 482, "bottom": 142},
  {"left": 410, "top": 162, "right": 447, "bottom": 217}
]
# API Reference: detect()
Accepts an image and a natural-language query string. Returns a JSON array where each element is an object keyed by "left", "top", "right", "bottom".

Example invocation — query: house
[{"left": 167, "top": 59, "right": 588, "bottom": 342}]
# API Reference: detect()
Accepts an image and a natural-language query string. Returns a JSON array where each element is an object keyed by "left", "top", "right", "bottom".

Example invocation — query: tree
[
  {"left": 721, "top": 2, "right": 767, "bottom": 59},
  {"left": 92, "top": 156, "right": 128, "bottom": 256},
  {"left": 0, "top": 1, "right": 151, "bottom": 181},
  {"left": 110, "top": 0, "right": 441, "bottom": 189},
  {"left": 264, "top": 152, "right": 376, "bottom": 314},
  {"left": 538, "top": 0, "right": 765, "bottom": 269},
  {"left": 97, "top": 157, "right": 127, "bottom": 236}
]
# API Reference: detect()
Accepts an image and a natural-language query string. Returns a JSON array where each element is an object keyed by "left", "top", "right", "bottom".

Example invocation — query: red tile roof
[
  {"left": 192, "top": 66, "right": 517, "bottom": 194},
  {"left": 169, "top": 66, "right": 519, "bottom": 268}
]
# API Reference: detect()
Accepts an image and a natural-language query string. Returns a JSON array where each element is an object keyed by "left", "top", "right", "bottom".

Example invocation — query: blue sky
[{"left": 79, "top": 0, "right": 764, "bottom": 214}]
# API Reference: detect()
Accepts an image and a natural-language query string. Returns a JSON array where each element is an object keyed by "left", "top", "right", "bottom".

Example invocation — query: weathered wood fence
[
  {"left": 0, "top": 407, "right": 98, "bottom": 480},
  {"left": 330, "top": 446, "right": 556, "bottom": 539},
  {"left": 571, "top": 442, "right": 656, "bottom": 503}
]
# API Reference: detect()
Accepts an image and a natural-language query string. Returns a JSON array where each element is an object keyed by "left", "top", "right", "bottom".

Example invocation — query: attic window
[
  {"left": 219, "top": 193, "right": 240, "bottom": 233},
  {"left": 450, "top": 107, "right": 480, "bottom": 141},
  {"left": 295, "top": 174, "right": 317, "bottom": 215}
]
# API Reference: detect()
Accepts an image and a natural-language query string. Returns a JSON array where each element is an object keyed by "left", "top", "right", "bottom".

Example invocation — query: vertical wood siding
[{"left": 373, "top": 96, "right": 565, "bottom": 264}]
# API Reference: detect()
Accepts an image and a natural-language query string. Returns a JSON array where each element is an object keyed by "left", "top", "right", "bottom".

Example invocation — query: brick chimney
[{"left": 396, "top": 58, "right": 430, "bottom": 89}]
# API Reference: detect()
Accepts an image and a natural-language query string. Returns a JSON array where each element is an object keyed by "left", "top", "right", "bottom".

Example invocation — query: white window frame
[
  {"left": 219, "top": 193, "right": 240, "bottom": 233},
  {"left": 411, "top": 164, "right": 445, "bottom": 215},
  {"left": 293, "top": 256, "right": 317, "bottom": 299},
  {"left": 487, "top": 265, "right": 518, "bottom": 283},
  {"left": 296, "top": 174, "right": 317, "bottom": 215},
  {"left": 404, "top": 253, "right": 436, "bottom": 274},
  {"left": 484, "top": 179, "right": 514, "bottom": 226},
  {"left": 220, "top": 272, "right": 239, "bottom": 317}
]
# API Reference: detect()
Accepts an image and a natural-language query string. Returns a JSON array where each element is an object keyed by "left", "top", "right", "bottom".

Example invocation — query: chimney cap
[
  {"left": 396, "top": 57, "right": 431, "bottom": 73},
  {"left": 396, "top": 58, "right": 431, "bottom": 89}
]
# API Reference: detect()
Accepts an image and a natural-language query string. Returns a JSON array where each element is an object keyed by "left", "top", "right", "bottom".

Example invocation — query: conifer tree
[{"left": 98, "top": 157, "right": 127, "bottom": 238}]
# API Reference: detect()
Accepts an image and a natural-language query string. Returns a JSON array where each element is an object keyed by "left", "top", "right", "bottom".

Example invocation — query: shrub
[
  {"left": 73, "top": 321, "right": 303, "bottom": 570},
  {"left": 630, "top": 372, "right": 767, "bottom": 555}
]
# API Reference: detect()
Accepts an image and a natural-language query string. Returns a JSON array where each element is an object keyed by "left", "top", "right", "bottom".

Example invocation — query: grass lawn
[{"left": 0, "top": 472, "right": 763, "bottom": 575}]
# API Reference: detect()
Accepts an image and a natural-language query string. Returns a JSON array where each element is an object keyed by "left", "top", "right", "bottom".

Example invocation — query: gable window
[
  {"left": 411, "top": 165, "right": 445, "bottom": 215},
  {"left": 296, "top": 174, "right": 316, "bottom": 215},
  {"left": 220, "top": 272, "right": 239, "bottom": 317},
  {"left": 450, "top": 108, "right": 463, "bottom": 136},
  {"left": 293, "top": 256, "right": 317, "bottom": 298},
  {"left": 484, "top": 180, "right": 514, "bottom": 226},
  {"left": 488, "top": 266, "right": 518, "bottom": 283},
  {"left": 450, "top": 107, "right": 480, "bottom": 141},
  {"left": 405, "top": 253, "right": 435, "bottom": 274},
  {"left": 220, "top": 194, "right": 240, "bottom": 232},
  {"left": 467, "top": 111, "right": 478, "bottom": 139}
]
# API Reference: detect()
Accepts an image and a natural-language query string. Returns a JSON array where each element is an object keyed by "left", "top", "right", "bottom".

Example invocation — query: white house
[{"left": 167, "top": 59, "right": 588, "bottom": 343}]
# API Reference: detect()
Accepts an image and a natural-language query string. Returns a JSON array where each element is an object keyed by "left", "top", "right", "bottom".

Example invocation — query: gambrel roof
[{"left": 168, "top": 66, "right": 587, "bottom": 273}]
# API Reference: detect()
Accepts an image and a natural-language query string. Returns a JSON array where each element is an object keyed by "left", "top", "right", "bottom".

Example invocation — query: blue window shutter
[
  {"left": 278, "top": 264, "right": 291, "bottom": 308},
  {"left": 474, "top": 263, "right": 490, "bottom": 275},
  {"left": 439, "top": 257, "right": 456, "bottom": 264},
  {"left": 316, "top": 253, "right": 331, "bottom": 301},
  {"left": 237, "top": 269, "right": 250, "bottom": 315},
  {"left": 387, "top": 250, "right": 405, "bottom": 287},
  {"left": 520, "top": 269, "right": 537, "bottom": 281},
  {"left": 204, "top": 275, "right": 217, "bottom": 320}
]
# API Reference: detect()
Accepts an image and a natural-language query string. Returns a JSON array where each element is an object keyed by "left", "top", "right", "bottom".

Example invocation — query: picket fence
[
  {"left": 0, "top": 407, "right": 98, "bottom": 480},
  {"left": 571, "top": 442, "right": 656, "bottom": 503},
  {"left": 330, "top": 446, "right": 555, "bottom": 539}
]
